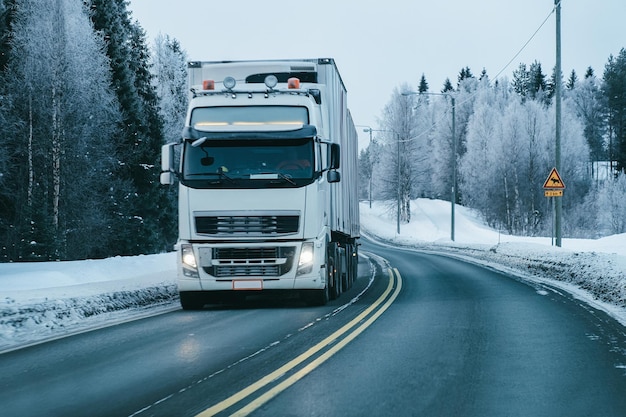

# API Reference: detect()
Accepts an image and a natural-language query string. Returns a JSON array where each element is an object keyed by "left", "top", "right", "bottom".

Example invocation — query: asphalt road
[
  {"left": 255, "top": 239, "right": 626, "bottom": 416},
  {"left": 1, "top": 238, "right": 625, "bottom": 417}
]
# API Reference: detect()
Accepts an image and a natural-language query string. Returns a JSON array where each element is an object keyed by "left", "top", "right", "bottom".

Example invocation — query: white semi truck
[{"left": 160, "top": 58, "right": 359, "bottom": 309}]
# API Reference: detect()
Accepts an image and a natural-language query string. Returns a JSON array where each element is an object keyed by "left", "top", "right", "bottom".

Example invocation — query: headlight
[
  {"left": 297, "top": 242, "right": 314, "bottom": 275},
  {"left": 181, "top": 244, "right": 199, "bottom": 278}
]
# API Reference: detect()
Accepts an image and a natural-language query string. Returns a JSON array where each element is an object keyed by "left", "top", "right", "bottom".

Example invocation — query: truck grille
[
  {"left": 195, "top": 214, "right": 299, "bottom": 236},
  {"left": 203, "top": 246, "right": 296, "bottom": 277}
]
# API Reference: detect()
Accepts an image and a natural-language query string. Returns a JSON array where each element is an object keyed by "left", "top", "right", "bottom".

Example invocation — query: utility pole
[
  {"left": 450, "top": 96, "right": 456, "bottom": 242},
  {"left": 555, "top": 0, "right": 562, "bottom": 247},
  {"left": 397, "top": 131, "right": 401, "bottom": 235}
]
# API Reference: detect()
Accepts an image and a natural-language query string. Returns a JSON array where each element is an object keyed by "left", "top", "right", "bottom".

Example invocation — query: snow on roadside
[
  {"left": 360, "top": 199, "right": 626, "bottom": 326},
  {"left": 1, "top": 198, "right": 625, "bottom": 352},
  {"left": 0, "top": 253, "right": 178, "bottom": 351}
]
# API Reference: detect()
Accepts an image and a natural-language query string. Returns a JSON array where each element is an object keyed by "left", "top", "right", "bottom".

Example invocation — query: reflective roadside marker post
[{"left": 543, "top": 168, "right": 565, "bottom": 246}]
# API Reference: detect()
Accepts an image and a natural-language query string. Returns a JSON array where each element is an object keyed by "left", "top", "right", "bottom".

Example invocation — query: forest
[
  {"left": 0, "top": 0, "right": 625, "bottom": 262},
  {"left": 360, "top": 55, "right": 626, "bottom": 240},
  {"left": 0, "top": 0, "right": 186, "bottom": 261}
]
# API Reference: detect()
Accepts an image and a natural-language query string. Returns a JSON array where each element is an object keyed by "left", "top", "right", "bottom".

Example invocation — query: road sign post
[{"left": 543, "top": 168, "right": 565, "bottom": 246}]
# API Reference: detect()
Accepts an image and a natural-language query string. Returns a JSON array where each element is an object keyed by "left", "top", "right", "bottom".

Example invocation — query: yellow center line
[{"left": 196, "top": 268, "right": 402, "bottom": 417}]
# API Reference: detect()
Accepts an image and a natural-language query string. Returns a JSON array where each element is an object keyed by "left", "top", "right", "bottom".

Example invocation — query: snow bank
[
  {"left": 0, "top": 253, "right": 178, "bottom": 351},
  {"left": 360, "top": 199, "right": 626, "bottom": 325},
  {"left": 1, "top": 199, "right": 624, "bottom": 352}
]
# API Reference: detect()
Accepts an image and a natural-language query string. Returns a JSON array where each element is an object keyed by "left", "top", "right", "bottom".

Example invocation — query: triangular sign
[{"left": 543, "top": 167, "right": 565, "bottom": 189}]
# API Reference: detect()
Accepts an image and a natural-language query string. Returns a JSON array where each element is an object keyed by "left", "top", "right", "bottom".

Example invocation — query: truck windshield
[
  {"left": 182, "top": 138, "right": 315, "bottom": 189},
  {"left": 191, "top": 106, "right": 308, "bottom": 129}
]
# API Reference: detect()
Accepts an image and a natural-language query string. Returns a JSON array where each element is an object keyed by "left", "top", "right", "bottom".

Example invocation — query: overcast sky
[{"left": 128, "top": 0, "right": 625, "bottom": 146}]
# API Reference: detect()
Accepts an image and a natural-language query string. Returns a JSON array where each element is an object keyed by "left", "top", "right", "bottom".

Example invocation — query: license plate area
[{"left": 232, "top": 280, "right": 263, "bottom": 290}]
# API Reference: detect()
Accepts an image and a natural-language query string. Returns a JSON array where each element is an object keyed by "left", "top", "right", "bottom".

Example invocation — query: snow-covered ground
[
  {"left": 361, "top": 199, "right": 626, "bottom": 326},
  {"left": 1, "top": 198, "right": 625, "bottom": 352}
]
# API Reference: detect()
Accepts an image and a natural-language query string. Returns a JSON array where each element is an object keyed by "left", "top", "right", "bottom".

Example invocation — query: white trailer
[{"left": 161, "top": 58, "right": 359, "bottom": 309}]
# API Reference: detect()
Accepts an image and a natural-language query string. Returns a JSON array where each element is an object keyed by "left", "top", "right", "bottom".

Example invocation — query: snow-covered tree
[
  {"left": 89, "top": 0, "right": 176, "bottom": 255},
  {"left": 151, "top": 32, "right": 187, "bottom": 142},
  {"left": 602, "top": 49, "right": 626, "bottom": 174},
  {"left": 459, "top": 80, "right": 510, "bottom": 224},
  {"left": 568, "top": 72, "right": 606, "bottom": 177},
  {"left": 375, "top": 84, "right": 420, "bottom": 224},
  {"left": 596, "top": 172, "right": 626, "bottom": 234},
  {"left": 1, "top": 0, "right": 121, "bottom": 260}
]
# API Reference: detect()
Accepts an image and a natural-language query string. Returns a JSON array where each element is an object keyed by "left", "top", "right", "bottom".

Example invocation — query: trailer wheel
[
  {"left": 179, "top": 292, "right": 205, "bottom": 310},
  {"left": 329, "top": 254, "right": 341, "bottom": 300}
]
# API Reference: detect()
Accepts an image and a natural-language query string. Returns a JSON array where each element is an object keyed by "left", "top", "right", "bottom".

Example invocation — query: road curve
[
  {"left": 0, "top": 255, "right": 385, "bottom": 417},
  {"left": 250, "top": 238, "right": 626, "bottom": 416},
  {"left": 2, "top": 239, "right": 625, "bottom": 417}
]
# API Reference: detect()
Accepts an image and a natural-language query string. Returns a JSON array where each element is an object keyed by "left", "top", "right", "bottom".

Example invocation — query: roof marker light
[
  {"left": 202, "top": 80, "right": 215, "bottom": 90},
  {"left": 223, "top": 76, "right": 236, "bottom": 90},
  {"left": 264, "top": 75, "right": 278, "bottom": 89},
  {"left": 287, "top": 77, "right": 300, "bottom": 89}
]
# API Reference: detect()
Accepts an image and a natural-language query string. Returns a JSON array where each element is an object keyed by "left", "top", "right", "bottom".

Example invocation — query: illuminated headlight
[
  {"left": 297, "top": 242, "right": 314, "bottom": 275},
  {"left": 181, "top": 244, "right": 199, "bottom": 278}
]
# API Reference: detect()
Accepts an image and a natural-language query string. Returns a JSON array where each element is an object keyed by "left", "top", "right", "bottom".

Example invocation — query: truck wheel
[
  {"left": 305, "top": 286, "right": 329, "bottom": 306},
  {"left": 341, "top": 250, "right": 351, "bottom": 291},
  {"left": 329, "top": 255, "right": 341, "bottom": 300},
  {"left": 179, "top": 292, "right": 205, "bottom": 310},
  {"left": 305, "top": 266, "right": 329, "bottom": 306}
]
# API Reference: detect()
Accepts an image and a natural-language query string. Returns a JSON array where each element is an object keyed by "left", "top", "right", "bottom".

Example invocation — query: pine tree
[
  {"left": 441, "top": 78, "right": 454, "bottom": 93},
  {"left": 418, "top": 73, "right": 428, "bottom": 94},
  {"left": 88, "top": 0, "right": 175, "bottom": 255},
  {"left": 569, "top": 72, "right": 606, "bottom": 172},
  {"left": 0, "top": 0, "right": 16, "bottom": 71},
  {"left": 479, "top": 68, "right": 489, "bottom": 82},
  {"left": 566, "top": 69, "right": 578, "bottom": 90},
  {"left": 457, "top": 66, "right": 474, "bottom": 87},
  {"left": 602, "top": 49, "right": 626, "bottom": 174},
  {"left": 528, "top": 61, "right": 548, "bottom": 104},
  {"left": 512, "top": 63, "right": 529, "bottom": 100}
]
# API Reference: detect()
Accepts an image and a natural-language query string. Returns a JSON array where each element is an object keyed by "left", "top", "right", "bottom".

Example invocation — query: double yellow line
[{"left": 196, "top": 267, "right": 403, "bottom": 417}]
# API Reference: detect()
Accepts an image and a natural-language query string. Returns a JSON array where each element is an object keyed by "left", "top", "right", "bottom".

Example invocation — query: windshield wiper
[
  {"left": 187, "top": 168, "right": 234, "bottom": 183},
  {"left": 276, "top": 172, "right": 296, "bottom": 186}
]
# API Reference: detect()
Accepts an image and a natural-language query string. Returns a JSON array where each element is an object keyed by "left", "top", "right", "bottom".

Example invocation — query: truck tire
[
  {"left": 305, "top": 264, "right": 330, "bottom": 306},
  {"left": 179, "top": 292, "right": 205, "bottom": 310},
  {"left": 328, "top": 254, "right": 341, "bottom": 300}
]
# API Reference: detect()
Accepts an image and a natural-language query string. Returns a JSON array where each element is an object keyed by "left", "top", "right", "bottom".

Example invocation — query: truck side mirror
[
  {"left": 160, "top": 143, "right": 177, "bottom": 185},
  {"left": 327, "top": 170, "right": 341, "bottom": 183},
  {"left": 329, "top": 143, "right": 340, "bottom": 169}
]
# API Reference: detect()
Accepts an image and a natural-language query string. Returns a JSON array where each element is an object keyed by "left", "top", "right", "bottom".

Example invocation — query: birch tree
[
  {"left": 152, "top": 32, "right": 187, "bottom": 142},
  {"left": 1, "top": 0, "right": 120, "bottom": 260},
  {"left": 376, "top": 84, "right": 418, "bottom": 224}
]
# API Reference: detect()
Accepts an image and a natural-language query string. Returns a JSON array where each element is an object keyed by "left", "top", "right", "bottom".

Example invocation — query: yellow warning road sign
[{"left": 543, "top": 168, "right": 565, "bottom": 189}]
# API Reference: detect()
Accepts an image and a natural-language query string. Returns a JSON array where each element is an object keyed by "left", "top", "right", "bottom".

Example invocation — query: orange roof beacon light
[
  {"left": 287, "top": 77, "right": 300, "bottom": 89},
  {"left": 202, "top": 80, "right": 215, "bottom": 90}
]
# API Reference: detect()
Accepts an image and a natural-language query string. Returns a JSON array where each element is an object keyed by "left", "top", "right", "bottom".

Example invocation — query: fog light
[
  {"left": 264, "top": 75, "right": 278, "bottom": 89},
  {"left": 223, "top": 76, "right": 236, "bottom": 90}
]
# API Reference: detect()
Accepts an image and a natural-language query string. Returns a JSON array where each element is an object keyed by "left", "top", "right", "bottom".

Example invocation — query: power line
[
  {"left": 492, "top": 4, "right": 558, "bottom": 81},
  {"left": 397, "top": 3, "right": 559, "bottom": 144}
]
